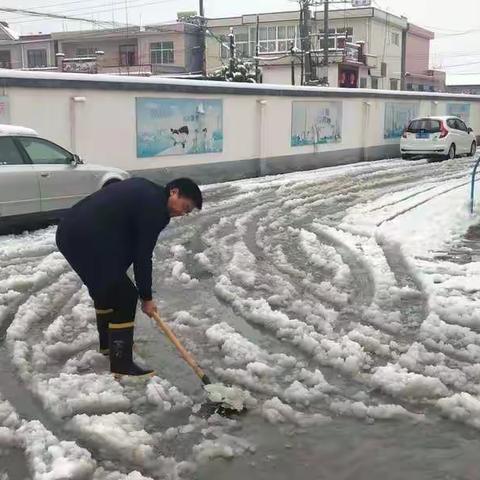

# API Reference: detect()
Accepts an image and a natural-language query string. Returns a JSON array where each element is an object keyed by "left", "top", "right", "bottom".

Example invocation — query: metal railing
[{"left": 471, "top": 154, "right": 480, "bottom": 214}]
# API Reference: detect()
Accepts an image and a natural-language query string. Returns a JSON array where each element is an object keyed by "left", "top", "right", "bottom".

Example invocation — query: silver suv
[{"left": 0, "top": 124, "right": 129, "bottom": 232}]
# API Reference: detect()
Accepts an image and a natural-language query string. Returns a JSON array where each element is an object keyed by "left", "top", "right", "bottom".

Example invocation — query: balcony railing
[{"left": 98, "top": 64, "right": 153, "bottom": 76}]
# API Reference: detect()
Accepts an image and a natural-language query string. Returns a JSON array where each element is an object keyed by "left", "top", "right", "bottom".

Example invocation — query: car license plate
[{"left": 416, "top": 132, "right": 430, "bottom": 139}]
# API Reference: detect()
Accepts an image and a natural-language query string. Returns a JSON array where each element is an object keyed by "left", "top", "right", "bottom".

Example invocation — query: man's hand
[{"left": 141, "top": 299, "right": 158, "bottom": 318}]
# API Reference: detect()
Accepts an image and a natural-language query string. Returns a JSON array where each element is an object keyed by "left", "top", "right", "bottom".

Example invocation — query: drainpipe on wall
[
  {"left": 69, "top": 96, "right": 86, "bottom": 153},
  {"left": 257, "top": 99, "right": 267, "bottom": 176},
  {"left": 362, "top": 101, "right": 371, "bottom": 162},
  {"left": 401, "top": 27, "right": 407, "bottom": 91}
]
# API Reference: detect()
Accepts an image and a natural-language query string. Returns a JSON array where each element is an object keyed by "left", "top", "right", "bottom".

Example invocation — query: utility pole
[
  {"left": 299, "top": 1, "right": 312, "bottom": 84},
  {"left": 255, "top": 15, "right": 260, "bottom": 83},
  {"left": 322, "top": 0, "right": 329, "bottom": 85},
  {"left": 290, "top": 41, "right": 296, "bottom": 86},
  {"left": 228, "top": 28, "right": 236, "bottom": 79},
  {"left": 299, "top": 5, "right": 304, "bottom": 84},
  {"left": 199, "top": 0, "right": 206, "bottom": 77}
]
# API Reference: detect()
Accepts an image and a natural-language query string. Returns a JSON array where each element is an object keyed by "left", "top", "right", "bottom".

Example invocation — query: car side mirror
[
  {"left": 72, "top": 154, "right": 84, "bottom": 166},
  {"left": 468, "top": 128, "right": 473, "bottom": 134}
]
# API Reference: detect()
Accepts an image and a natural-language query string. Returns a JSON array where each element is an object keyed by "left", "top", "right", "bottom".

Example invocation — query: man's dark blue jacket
[{"left": 56, "top": 177, "right": 170, "bottom": 301}]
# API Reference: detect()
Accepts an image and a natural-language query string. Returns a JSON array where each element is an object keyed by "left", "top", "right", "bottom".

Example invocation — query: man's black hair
[{"left": 166, "top": 178, "right": 203, "bottom": 210}]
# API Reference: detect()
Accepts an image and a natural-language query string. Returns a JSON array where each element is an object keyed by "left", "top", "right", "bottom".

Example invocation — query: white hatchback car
[
  {"left": 400, "top": 116, "right": 477, "bottom": 161},
  {"left": 0, "top": 125, "right": 129, "bottom": 232}
]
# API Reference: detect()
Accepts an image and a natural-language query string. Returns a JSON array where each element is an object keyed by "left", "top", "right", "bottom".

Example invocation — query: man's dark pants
[{"left": 56, "top": 227, "right": 138, "bottom": 354}]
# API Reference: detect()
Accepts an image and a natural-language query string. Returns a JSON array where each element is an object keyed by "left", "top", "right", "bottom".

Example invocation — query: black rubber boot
[
  {"left": 109, "top": 324, "right": 154, "bottom": 377},
  {"left": 96, "top": 309, "right": 113, "bottom": 356}
]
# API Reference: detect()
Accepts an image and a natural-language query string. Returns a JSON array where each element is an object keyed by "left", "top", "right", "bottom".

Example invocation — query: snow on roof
[
  {"left": 4, "top": 26, "right": 19, "bottom": 40},
  {"left": 0, "top": 23, "right": 19, "bottom": 41},
  {"left": 0, "top": 124, "right": 38, "bottom": 137},
  {"left": 447, "top": 74, "right": 480, "bottom": 87}
]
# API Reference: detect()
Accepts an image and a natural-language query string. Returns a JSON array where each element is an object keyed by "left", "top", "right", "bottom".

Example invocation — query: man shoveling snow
[{"left": 56, "top": 177, "right": 203, "bottom": 378}]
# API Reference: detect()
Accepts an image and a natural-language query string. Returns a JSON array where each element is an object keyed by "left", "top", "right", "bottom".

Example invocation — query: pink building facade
[{"left": 404, "top": 24, "right": 445, "bottom": 92}]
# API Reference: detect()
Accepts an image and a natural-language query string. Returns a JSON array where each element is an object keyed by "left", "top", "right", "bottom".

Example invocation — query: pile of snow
[
  {"left": 19, "top": 420, "right": 96, "bottom": 480},
  {"left": 371, "top": 363, "right": 449, "bottom": 399},
  {"left": 437, "top": 393, "right": 480, "bottom": 429},
  {"left": 261, "top": 397, "right": 329, "bottom": 427},
  {"left": 193, "top": 434, "right": 255, "bottom": 463},
  {"left": 67, "top": 413, "right": 155, "bottom": 466},
  {"left": 37, "top": 373, "right": 130, "bottom": 418}
]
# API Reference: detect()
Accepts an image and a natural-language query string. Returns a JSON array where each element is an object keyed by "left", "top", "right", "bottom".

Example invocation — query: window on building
[
  {"left": 318, "top": 27, "right": 353, "bottom": 51},
  {"left": 391, "top": 32, "right": 400, "bottom": 46},
  {"left": 390, "top": 78, "right": 399, "bottom": 90},
  {"left": 235, "top": 31, "right": 250, "bottom": 57},
  {"left": 150, "top": 42, "right": 174, "bottom": 64},
  {"left": 120, "top": 45, "right": 136, "bottom": 66},
  {"left": 339, "top": 68, "right": 358, "bottom": 88},
  {"left": 249, "top": 25, "right": 299, "bottom": 55},
  {"left": 380, "top": 62, "right": 387, "bottom": 77},
  {"left": 221, "top": 31, "right": 256, "bottom": 58},
  {"left": 371, "top": 77, "right": 379, "bottom": 89},
  {"left": 0, "top": 50, "right": 11, "bottom": 68},
  {"left": 418, "top": 84, "right": 425, "bottom": 91},
  {"left": 407, "top": 83, "right": 413, "bottom": 91},
  {"left": 27, "top": 49, "right": 47, "bottom": 68},
  {"left": 360, "top": 77, "right": 367, "bottom": 88},
  {"left": 265, "top": 26, "right": 276, "bottom": 53},
  {"left": 220, "top": 35, "right": 229, "bottom": 59},
  {"left": 221, "top": 26, "right": 300, "bottom": 58},
  {"left": 76, "top": 47, "right": 97, "bottom": 57}
]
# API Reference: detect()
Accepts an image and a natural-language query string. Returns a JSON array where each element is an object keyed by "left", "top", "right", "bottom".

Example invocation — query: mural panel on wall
[
  {"left": 291, "top": 101, "right": 343, "bottom": 147},
  {"left": 384, "top": 102, "right": 418, "bottom": 139},
  {"left": 447, "top": 103, "right": 471, "bottom": 124},
  {"left": 136, "top": 98, "right": 223, "bottom": 158}
]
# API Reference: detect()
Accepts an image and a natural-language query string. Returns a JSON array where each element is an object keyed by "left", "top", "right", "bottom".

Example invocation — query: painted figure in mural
[
  {"left": 192, "top": 129, "right": 199, "bottom": 152},
  {"left": 191, "top": 127, "right": 208, "bottom": 153},
  {"left": 56, "top": 178, "right": 203, "bottom": 377},
  {"left": 170, "top": 126, "right": 189, "bottom": 149},
  {"left": 201, "top": 128, "right": 208, "bottom": 152}
]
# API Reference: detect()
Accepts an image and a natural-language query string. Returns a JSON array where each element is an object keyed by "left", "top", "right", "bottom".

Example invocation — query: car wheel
[
  {"left": 446, "top": 144, "right": 456, "bottom": 160},
  {"left": 470, "top": 142, "right": 477, "bottom": 157}
]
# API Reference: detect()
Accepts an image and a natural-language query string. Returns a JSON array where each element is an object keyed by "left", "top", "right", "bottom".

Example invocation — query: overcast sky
[{"left": 5, "top": 0, "right": 480, "bottom": 78}]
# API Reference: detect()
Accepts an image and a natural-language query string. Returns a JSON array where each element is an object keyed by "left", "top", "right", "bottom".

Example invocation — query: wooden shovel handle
[{"left": 151, "top": 312, "right": 211, "bottom": 385}]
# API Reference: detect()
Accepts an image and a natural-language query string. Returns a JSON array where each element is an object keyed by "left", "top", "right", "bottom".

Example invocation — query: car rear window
[{"left": 407, "top": 119, "right": 441, "bottom": 133}]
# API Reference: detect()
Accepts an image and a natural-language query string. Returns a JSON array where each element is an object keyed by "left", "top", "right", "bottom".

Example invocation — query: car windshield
[{"left": 407, "top": 119, "right": 441, "bottom": 133}]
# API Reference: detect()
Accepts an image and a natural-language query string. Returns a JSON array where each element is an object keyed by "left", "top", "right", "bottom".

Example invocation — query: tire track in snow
[{"left": 378, "top": 239, "right": 429, "bottom": 336}]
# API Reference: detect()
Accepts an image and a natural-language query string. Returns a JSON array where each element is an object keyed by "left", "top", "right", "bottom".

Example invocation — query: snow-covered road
[{"left": 1, "top": 156, "right": 480, "bottom": 479}]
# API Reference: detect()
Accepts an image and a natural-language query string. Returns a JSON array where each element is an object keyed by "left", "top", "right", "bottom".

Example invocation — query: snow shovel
[
  {"left": 151, "top": 311, "right": 251, "bottom": 415},
  {"left": 151, "top": 311, "right": 212, "bottom": 385}
]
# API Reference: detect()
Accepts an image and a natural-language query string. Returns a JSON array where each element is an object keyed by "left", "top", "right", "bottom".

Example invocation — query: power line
[
  {"left": 5, "top": 0, "right": 152, "bottom": 22},
  {"left": 5, "top": 0, "right": 178, "bottom": 26},
  {"left": 0, "top": 6, "right": 121, "bottom": 27},
  {"left": 4, "top": 0, "right": 128, "bottom": 21}
]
